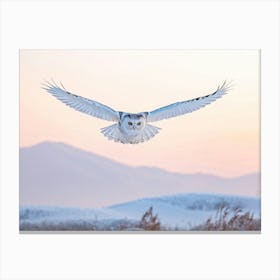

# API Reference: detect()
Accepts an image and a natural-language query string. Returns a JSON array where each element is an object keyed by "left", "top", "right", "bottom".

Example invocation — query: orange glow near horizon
[{"left": 20, "top": 50, "right": 260, "bottom": 177}]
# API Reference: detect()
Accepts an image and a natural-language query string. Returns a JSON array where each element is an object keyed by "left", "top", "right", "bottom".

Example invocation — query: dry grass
[
  {"left": 20, "top": 207, "right": 163, "bottom": 231},
  {"left": 20, "top": 219, "right": 140, "bottom": 231},
  {"left": 139, "top": 206, "right": 162, "bottom": 230},
  {"left": 192, "top": 204, "right": 261, "bottom": 231},
  {"left": 20, "top": 205, "right": 260, "bottom": 231}
]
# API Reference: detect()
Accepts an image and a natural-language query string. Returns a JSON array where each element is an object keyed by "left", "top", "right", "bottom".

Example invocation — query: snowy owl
[{"left": 43, "top": 80, "right": 232, "bottom": 144}]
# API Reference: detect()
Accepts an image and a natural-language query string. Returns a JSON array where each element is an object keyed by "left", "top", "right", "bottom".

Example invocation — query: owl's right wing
[
  {"left": 147, "top": 81, "right": 232, "bottom": 122},
  {"left": 42, "top": 81, "right": 120, "bottom": 122}
]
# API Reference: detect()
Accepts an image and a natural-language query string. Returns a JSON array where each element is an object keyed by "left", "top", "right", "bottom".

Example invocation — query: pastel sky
[{"left": 20, "top": 50, "right": 260, "bottom": 177}]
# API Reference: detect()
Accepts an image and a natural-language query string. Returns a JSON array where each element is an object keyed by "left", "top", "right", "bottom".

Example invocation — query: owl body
[
  {"left": 101, "top": 112, "right": 161, "bottom": 144},
  {"left": 43, "top": 80, "right": 232, "bottom": 144}
]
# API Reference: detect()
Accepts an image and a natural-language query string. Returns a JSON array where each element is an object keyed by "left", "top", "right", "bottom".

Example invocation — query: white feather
[
  {"left": 42, "top": 81, "right": 119, "bottom": 122},
  {"left": 147, "top": 81, "right": 232, "bottom": 122},
  {"left": 101, "top": 124, "right": 160, "bottom": 144}
]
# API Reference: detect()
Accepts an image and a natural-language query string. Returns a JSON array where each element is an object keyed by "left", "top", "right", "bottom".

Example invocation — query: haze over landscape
[{"left": 20, "top": 142, "right": 260, "bottom": 208}]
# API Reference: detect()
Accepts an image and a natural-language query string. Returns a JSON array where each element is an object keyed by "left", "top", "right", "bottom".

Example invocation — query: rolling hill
[{"left": 20, "top": 193, "right": 260, "bottom": 230}]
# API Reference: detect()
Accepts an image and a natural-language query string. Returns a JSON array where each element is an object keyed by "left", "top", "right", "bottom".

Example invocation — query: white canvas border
[{"left": 0, "top": 1, "right": 279, "bottom": 280}]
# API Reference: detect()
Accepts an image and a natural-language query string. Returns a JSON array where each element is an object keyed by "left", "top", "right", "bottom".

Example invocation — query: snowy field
[{"left": 20, "top": 193, "right": 261, "bottom": 231}]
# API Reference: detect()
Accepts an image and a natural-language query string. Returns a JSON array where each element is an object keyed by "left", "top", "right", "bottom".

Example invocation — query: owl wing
[
  {"left": 42, "top": 81, "right": 120, "bottom": 122},
  {"left": 147, "top": 81, "right": 232, "bottom": 122}
]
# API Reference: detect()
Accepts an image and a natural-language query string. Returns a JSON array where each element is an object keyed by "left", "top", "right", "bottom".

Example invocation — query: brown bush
[
  {"left": 139, "top": 206, "right": 161, "bottom": 231},
  {"left": 193, "top": 205, "right": 261, "bottom": 231}
]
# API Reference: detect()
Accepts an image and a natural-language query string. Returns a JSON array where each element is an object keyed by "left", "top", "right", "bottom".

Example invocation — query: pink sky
[{"left": 20, "top": 50, "right": 260, "bottom": 177}]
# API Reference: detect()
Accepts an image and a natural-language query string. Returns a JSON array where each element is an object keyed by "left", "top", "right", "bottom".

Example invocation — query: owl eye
[
  {"left": 128, "top": 121, "right": 133, "bottom": 126},
  {"left": 137, "top": 122, "right": 141, "bottom": 126}
]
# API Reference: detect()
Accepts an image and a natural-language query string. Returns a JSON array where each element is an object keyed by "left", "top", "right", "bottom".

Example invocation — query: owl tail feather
[
  {"left": 141, "top": 124, "right": 161, "bottom": 142},
  {"left": 100, "top": 124, "right": 161, "bottom": 144},
  {"left": 100, "top": 124, "right": 122, "bottom": 143}
]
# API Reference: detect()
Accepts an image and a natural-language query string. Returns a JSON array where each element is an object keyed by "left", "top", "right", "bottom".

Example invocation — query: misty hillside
[
  {"left": 109, "top": 193, "right": 260, "bottom": 228},
  {"left": 20, "top": 193, "right": 260, "bottom": 230},
  {"left": 20, "top": 142, "right": 260, "bottom": 207}
]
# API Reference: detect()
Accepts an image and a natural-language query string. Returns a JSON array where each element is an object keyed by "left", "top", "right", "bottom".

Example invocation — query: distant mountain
[{"left": 20, "top": 142, "right": 260, "bottom": 207}]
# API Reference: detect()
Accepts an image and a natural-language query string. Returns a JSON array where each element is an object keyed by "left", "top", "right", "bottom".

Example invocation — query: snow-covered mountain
[
  {"left": 20, "top": 193, "right": 260, "bottom": 230},
  {"left": 20, "top": 142, "right": 260, "bottom": 207},
  {"left": 109, "top": 193, "right": 260, "bottom": 228}
]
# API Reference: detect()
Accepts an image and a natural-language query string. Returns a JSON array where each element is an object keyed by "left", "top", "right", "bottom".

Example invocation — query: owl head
[{"left": 120, "top": 113, "right": 147, "bottom": 134}]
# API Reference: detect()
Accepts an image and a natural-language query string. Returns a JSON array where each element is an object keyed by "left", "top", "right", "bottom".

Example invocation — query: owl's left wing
[
  {"left": 42, "top": 81, "right": 120, "bottom": 122},
  {"left": 147, "top": 81, "right": 232, "bottom": 122}
]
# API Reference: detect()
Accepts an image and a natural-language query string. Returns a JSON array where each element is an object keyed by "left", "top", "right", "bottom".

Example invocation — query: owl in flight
[{"left": 43, "top": 80, "right": 232, "bottom": 144}]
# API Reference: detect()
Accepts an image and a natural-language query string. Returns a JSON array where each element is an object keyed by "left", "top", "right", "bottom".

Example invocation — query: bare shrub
[
  {"left": 193, "top": 205, "right": 261, "bottom": 231},
  {"left": 139, "top": 207, "right": 161, "bottom": 231}
]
